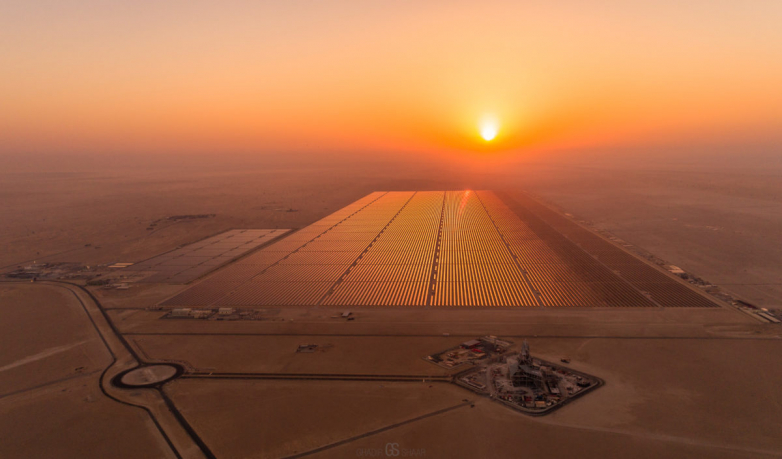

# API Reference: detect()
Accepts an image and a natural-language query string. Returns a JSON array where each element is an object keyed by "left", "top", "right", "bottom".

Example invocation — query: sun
[{"left": 479, "top": 118, "right": 499, "bottom": 141}]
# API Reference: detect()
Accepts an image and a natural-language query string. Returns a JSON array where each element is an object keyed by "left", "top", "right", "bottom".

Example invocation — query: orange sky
[{"left": 1, "top": 1, "right": 781, "bottom": 157}]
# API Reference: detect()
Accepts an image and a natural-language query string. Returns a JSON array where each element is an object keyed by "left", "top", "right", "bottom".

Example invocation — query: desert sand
[
  {"left": 3, "top": 153, "right": 779, "bottom": 306},
  {"left": 1, "top": 152, "right": 781, "bottom": 458}
]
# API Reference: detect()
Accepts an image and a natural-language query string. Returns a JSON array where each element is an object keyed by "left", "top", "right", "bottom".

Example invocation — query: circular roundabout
[{"left": 112, "top": 364, "right": 183, "bottom": 388}]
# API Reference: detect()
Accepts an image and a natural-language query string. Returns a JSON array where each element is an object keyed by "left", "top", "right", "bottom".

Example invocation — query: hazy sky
[{"left": 1, "top": 1, "right": 780, "bottom": 157}]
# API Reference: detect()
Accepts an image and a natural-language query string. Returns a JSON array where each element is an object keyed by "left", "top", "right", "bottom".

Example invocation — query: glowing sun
[{"left": 480, "top": 118, "right": 498, "bottom": 141}]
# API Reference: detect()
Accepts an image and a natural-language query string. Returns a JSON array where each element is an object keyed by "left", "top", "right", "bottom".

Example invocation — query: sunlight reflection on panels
[{"left": 160, "top": 191, "right": 720, "bottom": 308}]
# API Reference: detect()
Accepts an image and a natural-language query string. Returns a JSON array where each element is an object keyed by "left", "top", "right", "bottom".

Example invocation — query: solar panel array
[
  {"left": 126, "top": 229, "right": 289, "bottom": 284},
  {"left": 161, "top": 191, "right": 720, "bottom": 308}
]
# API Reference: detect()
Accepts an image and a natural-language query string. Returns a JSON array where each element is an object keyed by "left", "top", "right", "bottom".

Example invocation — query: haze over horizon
[{"left": 2, "top": 0, "right": 781, "bottom": 159}]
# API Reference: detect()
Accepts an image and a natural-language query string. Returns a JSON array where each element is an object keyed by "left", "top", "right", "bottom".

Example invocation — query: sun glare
[{"left": 480, "top": 118, "right": 498, "bottom": 142}]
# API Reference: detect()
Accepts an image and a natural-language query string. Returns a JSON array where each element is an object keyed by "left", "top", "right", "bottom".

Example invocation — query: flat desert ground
[
  {"left": 3, "top": 152, "right": 780, "bottom": 307},
  {"left": 1, "top": 152, "right": 781, "bottom": 458}
]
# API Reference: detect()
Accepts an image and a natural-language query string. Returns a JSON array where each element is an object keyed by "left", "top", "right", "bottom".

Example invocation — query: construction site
[{"left": 455, "top": 340, "right": 601, "bottom": 414}]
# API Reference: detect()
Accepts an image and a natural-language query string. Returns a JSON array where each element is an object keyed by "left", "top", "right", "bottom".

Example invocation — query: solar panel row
[{"left": 323, "top": 282, "right": 429, "bottom": 307}]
